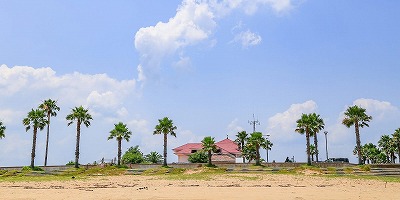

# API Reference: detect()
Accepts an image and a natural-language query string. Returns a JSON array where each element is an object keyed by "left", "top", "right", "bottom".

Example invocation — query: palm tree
[
  {"left": 295, "top": 113, "right": 324, "bottom": 165},
  {"left": 0, "top": 121, "right": 5, "bottom": 139},
  {"left": 235, "top": 131, "right": 248, "bottom": 163},
  {"left": 39, "top": 99, "right": 60, "bottom": 166},
  {"left": 342, "top": 105, "right": 372, "bottom": 165},
  {"left": 308, "top": 113, "right": 325, "bottom": 162},
  {"left": 378, "top": 134, "right": 396, "bottom": 163},
  {"left": 202, "top": 136, "right": 217, "bottom": 166},
  {"left": 247, "top": 132, "right": 268, "bottom": 166},
  {"left": 153, "top": 117, "right": 177, "bottom": 167},
  {"left": 108, "top": 122, "right": 132, "bottom": 166},
  {"left": 23, "top": 109, "right": 48, "bottom": 168},
  {"left": 392, "top": 128, "right": 400, "bottom": 163},
  {"left": 310, "top": 144, "right": 316, "bottom": 162},
  {"left": 145, "top": 152, "right": 163, "bottom": 164},
  {"left": 66, "top": 106, "right": 93, "bottom": 168}
]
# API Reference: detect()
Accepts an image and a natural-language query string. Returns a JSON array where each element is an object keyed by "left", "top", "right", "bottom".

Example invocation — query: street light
[
  {"left": 263, "top": 134, "right": 271, "bottom": 163},
  {"left": 324, "top": 131, "right": 329, "bottom": 161}
]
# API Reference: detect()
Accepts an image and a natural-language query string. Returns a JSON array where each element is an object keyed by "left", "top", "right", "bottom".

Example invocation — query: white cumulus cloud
[
  {"left": 134, "top": 0, "right": 296, "bottom": 81},
  {"left": 267, "top": 100, "right": 318, "bottom": 140}
]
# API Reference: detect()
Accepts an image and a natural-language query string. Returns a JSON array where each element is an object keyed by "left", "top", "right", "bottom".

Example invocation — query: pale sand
[{"left": 0, "top": 173, "right": 397, "bottom": 200}]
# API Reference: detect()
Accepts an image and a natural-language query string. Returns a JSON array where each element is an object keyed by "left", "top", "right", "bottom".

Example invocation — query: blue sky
[{"left": 1, "top": 0, "right": 400, "bottom": 166}]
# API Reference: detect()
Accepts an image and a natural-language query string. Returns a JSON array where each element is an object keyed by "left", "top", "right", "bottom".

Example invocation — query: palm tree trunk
[
  {"left": 44, "top": 113, "right": 50, "bottom": 166},
  {"left": 306, "top": 131, "right": 311, "bottom": 165},
  {"left": 163, "top": 133, "right": 167, "bottom": 167},
  {"left": 314, "top": 134, "right": 319, "bottom": 162},
  {"left": 208, "top": 150, "right": 212, "bottom": 166},
  {"left": 391, "top": 152, "right": 395, "bottom": 163},
  {"left": 255, "top": 145, "right": 261, "bottom": 166},
  {"left": 398, "top": 143, "right": 400, "bottom": 163},
  {"left": 117, "top": 139, "right": 122, "bottom": 166},
  {"left": 355, "top": 122, "right": 363, "bottom": 165},
  {"left": 75, "top": 120, "right": 81, "bottom": 168},
  {"left": 31, "top": 127, "right": 37, "bottom": 169},
  {"left": 242, "top": 142, "right": 245, "bottom": 163}
]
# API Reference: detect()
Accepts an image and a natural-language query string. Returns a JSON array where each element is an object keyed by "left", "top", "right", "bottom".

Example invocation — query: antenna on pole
[{"left": 248, "top": 114, "right": 260, "bottom": 133}]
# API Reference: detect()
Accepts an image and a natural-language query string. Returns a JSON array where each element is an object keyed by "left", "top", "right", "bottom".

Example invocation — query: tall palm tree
[
  {"left": 23, "top": 109, "right": 48, "bottom": 168},
  {"left": 342, "top": 105, "right": 372, "bottom": 165},
  {"left": 235, "top": 131, "right": 248, "bottom": 163},
  {"left": 153, "top": 117, "right": 177, "bottom": 167},
  {"left": 0, "top": 121, "right": 5, "bottom": 139},
  {"left": 66, "top": 106, "right": 92, "bottom": 168},
  {"left": 308, "top": 113, "right": 325, "bottom": 162},
  {"left": 295, "top": 113, "right": 314, "bottom": 165},
  {"left": 247, "top": 132, "right": 268, "bottom": 166},
  {"left": 108, "top": 122, "right": 132, "bottom": 166},
  {"left": 202, "top": 136, "right": 217, "bottom": 166},
  {"left": 39, "top": 99, "right": 60, "bottom": 166},
  {"left": 392, "top": 128, "right": 400, "bottom": 163},
  {"left": 378, "top": 134, "right": 396, "bottom": 163}
]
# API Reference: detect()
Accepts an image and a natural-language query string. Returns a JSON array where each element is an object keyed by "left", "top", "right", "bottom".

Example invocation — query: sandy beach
[{"left": 0, "top": 173, "right": 398, "bottom": 200}]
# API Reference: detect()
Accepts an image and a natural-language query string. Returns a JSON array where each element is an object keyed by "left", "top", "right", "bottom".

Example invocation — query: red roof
[
  {"left": 173, "top": 143, "right": 203, "bottom": 154},
  {"left": 173, "top": 138, "right": 240, "bottom": 155},
  {"left": 216, "top": 138, "right": 241, "bottom": 154}
]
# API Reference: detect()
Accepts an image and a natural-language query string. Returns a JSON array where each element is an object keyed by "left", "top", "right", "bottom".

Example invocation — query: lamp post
[{"left": 324, "top": 131, "right": 328, "bottom": 161}]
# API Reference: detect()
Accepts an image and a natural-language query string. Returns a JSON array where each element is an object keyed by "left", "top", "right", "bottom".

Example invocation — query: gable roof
[
  {"left": 173, "top": 138, "right": 240, "bottom": 155},
  {"left": 172, "top": 143, "right": 203, "bottom": 154}
]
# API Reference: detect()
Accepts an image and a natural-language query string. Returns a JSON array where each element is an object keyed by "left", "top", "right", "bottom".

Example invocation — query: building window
[{"left": 191, "top": 150, "right": 197, "bottom": 153}]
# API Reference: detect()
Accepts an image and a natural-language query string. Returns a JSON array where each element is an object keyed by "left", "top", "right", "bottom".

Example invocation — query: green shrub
[
  {"left": 0, "top": 170, "right": 7, "bottom": 175},
  {"left": 122, "top": 146, "right": 144, "bottom": 164},
  {"left": 66, "top": 161, "right": 76, "bottom": 166},
  {"left": 188, "top": 151, "right": 207, "bottom": 163},
  {"left": 360, "top": 165, "right": 371, "bottom": 172},
  {"left": 344, "top": 167, "right": 354, "bottom": 174},
  {"left": 21, "top": 166, "right": 44, "bottom": 171}
]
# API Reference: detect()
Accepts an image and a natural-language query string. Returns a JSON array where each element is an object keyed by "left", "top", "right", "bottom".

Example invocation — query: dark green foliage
[
  {"left": 144, "top": 151, "right": 163, "bottom": 164},
  {"left": 121, "top": 145, "right": 144, "bottom": 164},
  {"left": 22, "top": 166, "right": 43, "bottom": 171},
  {"left": 66, "top": 161, "right": 77, "bottom": 166},
  {"left": 188, "top": 151, "right": 208, "bottom": 163}
]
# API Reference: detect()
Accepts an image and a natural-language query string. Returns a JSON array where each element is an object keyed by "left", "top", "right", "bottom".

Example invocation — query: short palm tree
[
  {"left": 39, "top": 99, "right": 60, "bottom": 166},
  {"left": 153, "top": 117, "right": 177, "bottom": 167},
  {"left": 378, "top": 134, "right": 396, "bottom": 163},
  {"left": 145, "top": 151, "right": 163, "bottom": 164},
  {"left": 66, "top": 106, "right": 93, "bottom": 168},
  {"left": 247, "top": 132, "right": 268, "bottom": 166},
  {"left": 202, "top": 136, "right": 217, "bottom": 166},
  {"left": 392, "top": 128, "right": 400, "bottom": 163},
  {"left": 0, "top": 121, "right": 5, "bottom": 139},
  {"left": 310, "top": 144, "right": 316, "bottom": 161},
  {"left": 108, "top": 122, "right": 132, "bottom": 166},
  {"left": 342, "top": 105, "right": 372, "bottom": 165},
  {"left": 23, "top": 109, "right": 48, "bottom": 168},
  {"left": 295, "top": 113, "right": 314, "bottom": 165},
  {"left": 235, "top": 131, "right": 248, "bottom": 163}
]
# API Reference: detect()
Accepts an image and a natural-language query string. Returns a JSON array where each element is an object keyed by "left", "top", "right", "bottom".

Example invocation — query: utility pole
[{"left": 248, "top": 114, "right": 260, "bottom": 133}]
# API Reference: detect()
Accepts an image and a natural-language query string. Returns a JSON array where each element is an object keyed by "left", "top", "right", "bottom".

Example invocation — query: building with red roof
[{"left": 172, "top": 138, "right": 242, "bottom": 163}]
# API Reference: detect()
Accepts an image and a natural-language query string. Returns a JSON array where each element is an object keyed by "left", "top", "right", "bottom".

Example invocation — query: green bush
[
  {"left": 122, "top": 145, "right": 144, "bottom": 164},
  {"left": 66, "top": 161, "right": 77, "bottom": 166},
  {"left": 360, "top": 165, "right": 371, "bottom": 172},
  {"left": 188, "top": 151, "right": 207, "bottom": 163}
]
